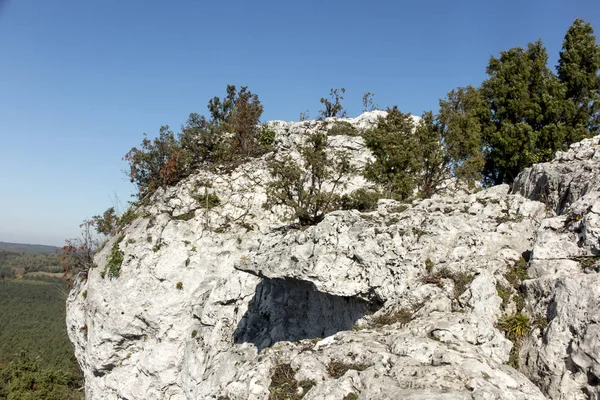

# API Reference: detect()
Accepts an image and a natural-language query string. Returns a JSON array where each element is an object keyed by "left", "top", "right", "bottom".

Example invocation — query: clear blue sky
[{"left": 0, "top": 0, "right": 598, "bottom": 246}]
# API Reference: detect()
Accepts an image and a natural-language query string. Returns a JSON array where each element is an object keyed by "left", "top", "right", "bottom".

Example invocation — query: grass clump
[
  {"left": 498, "top": 313, "right": 531, "bottom": 369},
  {"left": 498, "top": 313, "right": 530, "bottom": 342},
  {"left": 174, "top": 210, "right": 196, "bottom": 221},
  {"left": 327, "top": 361, "right": 370, "bottom": 378},
  {"left": 192, "top": 192, "right": 221, "bottom": 209},
  {"left": 422, "top": 268, "right": 475, "bottom": 299},
  {"left": 371, "top": 308, "right": 413, "bottom": 328},
  {"left": 268, "top": 363, "right": 315, "bottom": 400}
]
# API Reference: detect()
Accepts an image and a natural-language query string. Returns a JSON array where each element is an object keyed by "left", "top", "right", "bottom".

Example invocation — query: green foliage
[
  {"left": 327, "top": 361, "right": 370, "bottom": 378},
  {"left": 431, "top": 19, "right": 599, "bottom": 186},
  {"left": 92, "top": 207, "right": 119, "bottom": 236},
  {"left": 506, "top": 257, "right": 529, "bottom": 288},
  {"left": 326, "top": 121, "right": 360, "bottom": 136},
  {"left": 0, "top": 351, "right": 83, "bottom": 400},
  {"left": 413, "top": 111, "right": 447, "bottom": 197},
  {"left": 118, "top": 208, "right": 140, "bottom": 229},
  {"left": 498, "top": 313, "right": 530, "bottom": 342},
  {"left": 425, "top": 258, "right": 434, "bottom": 273},
  {"left": 344, "top": 393, "right": 359, "bottom": 400},
  {"left": 105, "top": 236, "right": 124, "bottom": 279},
  {"left": 124, "top": 126, "right": 187, "bottom": 198},
  {"left": 0, "top": 277, "right": 83, "bottom": 399},
  {"left": 437, "top": 86, "right": 486, "bottom": 184},
  {"left": 266, "top": 132, "right": 353, "bottom": 226},
  {"left": 319, "top": 88, "right": 346, "bottom": 119},
  {"left": 268, "top": 363, "right": 315, "bottom": 400},
  {"left": 176, "top": 282, "right": 183, "bottom": 290},
  {"left": 0, "top": 251, "right": 61, "bottom": 276},
  {"left": 558, "top": 18, "right": 600, "bottom": 138},
  {"left": 340, "top": 188, "right": 381, "bottom": 212},
  {"left": 125, "top": 85, "right": 264, "bottom": 197},
  {"left": 259, "top": 124, "right": 277, "bottom": 150},
  {"left": 174, "top": 210, "right": 196, "bottom": 221},
  {"left": 192, "top": 192, "right": 221, "bottom": 209},
  {"left": 496, "top": 283, "right": 511, "bottom": 310},
  {"left": 481, "top": 39, "right": 570, "bottom": 184},
  {"left": 363, "top": 107, "right": 422, "bottom": 200}
]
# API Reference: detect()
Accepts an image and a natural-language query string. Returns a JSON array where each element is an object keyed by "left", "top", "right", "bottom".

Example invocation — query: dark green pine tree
[
  {"left": 557, "top": 18, "right": 600, "bottom": 140},
  {"left": 481, "top": 40, "right": 566, "bottom": 185}
]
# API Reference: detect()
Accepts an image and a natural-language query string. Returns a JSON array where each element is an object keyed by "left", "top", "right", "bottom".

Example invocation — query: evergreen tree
[
  {"left": 363, "top": 107, "right": 422, "bottom": 200},
  {"left": 557, "top": 18, "right": 600, "bottom": 139},
  {"left": 481, "top": 40, "right": 566, "bottom": 185}
]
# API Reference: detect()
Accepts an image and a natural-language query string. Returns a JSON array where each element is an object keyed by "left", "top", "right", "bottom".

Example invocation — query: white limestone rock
[{"left": 67, "top": 114, "right": 600, "bottom": 400}]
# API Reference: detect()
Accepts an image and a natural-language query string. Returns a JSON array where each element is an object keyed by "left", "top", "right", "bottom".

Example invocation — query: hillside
[
  {"left": 66, "top": 114, "right": 600, "bottom": 399},
  {"left": 0, "top": 241, "right": 57, "bottom": 254}
]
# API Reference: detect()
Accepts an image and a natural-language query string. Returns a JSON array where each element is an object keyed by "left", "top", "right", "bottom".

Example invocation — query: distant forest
[
  {"left": 0, "top": 241, "right": 57, "bottom": 254},
  {"left": 0, "top": 250, "right": 62, "bottom": 279}
]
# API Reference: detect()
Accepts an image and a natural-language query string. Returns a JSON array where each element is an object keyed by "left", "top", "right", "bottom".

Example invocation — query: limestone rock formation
[{"left": 66, "top": 113, "right": 599, "bottom": 399}]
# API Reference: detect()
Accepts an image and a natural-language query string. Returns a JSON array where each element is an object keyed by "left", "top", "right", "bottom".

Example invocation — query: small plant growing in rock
[
  {"left": 268, "top": 362, "right": 315, "bottom": 400},
  {"left": 327, "top": 361, "right": 370, "bottom": 379},
  {"left": 498, "top": 313, "right": 530, "bottom": 342},
  {"left": 496, "top": 283, "right": 511, "bottom": 310},
  {"left": 259, "top": 123, "right": 277, "bottom": 150},
  {"left": 81, "top": 290, "right": 88, "bottom": 299},
  {"left": 192, "top": 192, "right": 221, "bottom": 209},
  {"left": 370, "top": 308, "right": 413, "bottom": 328},
  {"left": 425, "top": 258, "right": 434, "bottom": 273},
  {"left": 344, "top": 393, "right": 359, "bottom": 400},
  {"left": 105, "top": 235, "right": 125, "bottom": 278},
  {"left": 174, "top": 210, "right": 196, "bottom": 221},
  {"left": 176, "top": 282, "right": 183, "bottom": 290}
]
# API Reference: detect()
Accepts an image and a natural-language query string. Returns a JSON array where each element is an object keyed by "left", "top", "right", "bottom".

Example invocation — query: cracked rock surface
[{"left": 67, "top": 114, "right": 599, "bottom": 399}]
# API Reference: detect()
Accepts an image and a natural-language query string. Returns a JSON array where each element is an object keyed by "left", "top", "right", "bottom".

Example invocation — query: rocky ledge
[{"left": 67, "top": 114, "right": 600, "bottom": 399}]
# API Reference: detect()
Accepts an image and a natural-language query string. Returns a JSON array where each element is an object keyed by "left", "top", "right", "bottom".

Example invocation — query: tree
[
  {"left": 557, "top": 18, "right": 600, "bottom": 139},
  {"left": 362, "top": 92, "right": 378, "bottom": 112},
  {"left": 363, "top": 107, "right": 422, "bottom": 200},
  {"left": 413, "top": 111, "right": 446, "bottom": 197},
  {"left": 123, "top": 126, "right": 185, "bottom": 198},
  {"left": 207, "top": 85, "right": 264, "bottom": 157},
  {"left": 266, "top": 132, "right": 353, "bottom": 225},
  {"left": 319, "top": 88, "right": 347, "bottom": 119},
  {"left": 125, "top": 85, "right": 264, "bottom": 198},
  {"left": 179, "top": 112, "right": 228, "bottom": 166},
  {"left": 437, "top": 86, "right": 486, "bottom": 184},
  {"left": 92, "top": 207, "right": 119, "bottom": 236},
  {"left": 56, "top": 220, "right": 99, "bottom": 285},
  {"left": 481, "top": 39, "right": 566, "bottom": 185}
]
